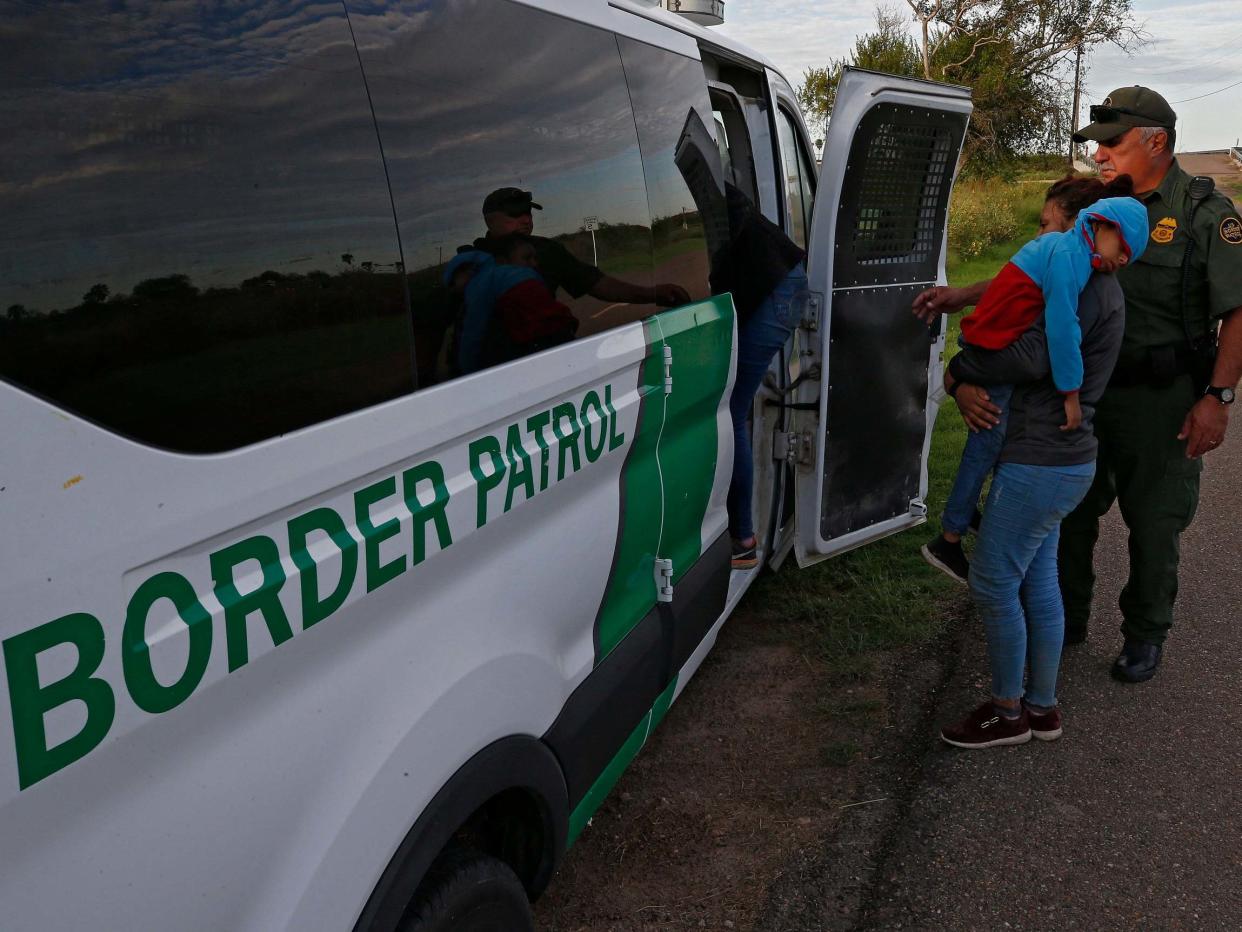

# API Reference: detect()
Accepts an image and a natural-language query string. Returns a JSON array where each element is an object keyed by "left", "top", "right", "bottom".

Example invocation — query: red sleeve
[
  {"left": 960, "top": 261, "right": 1045, "bottom": 351},
  {"left": 496, "top": 280, "right": 578, "bottom": 344}
]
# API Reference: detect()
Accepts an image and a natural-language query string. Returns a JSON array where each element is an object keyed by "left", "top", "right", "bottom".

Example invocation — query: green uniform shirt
[{"left": 1116, "top": 160, "right": 1242, "bottom": 368}]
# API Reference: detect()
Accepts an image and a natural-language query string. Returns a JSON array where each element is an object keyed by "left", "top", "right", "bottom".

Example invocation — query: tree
[
  {"left": 82, "top": 283, "right": 109, "bottom": 306},
  {"left": 797, "top": 7, "right": 921, "bottom": 149},
  {"left": 132, "top": 274, "right": 199, "bottom": 305},
  {"left": 340, "top": 252, "right": 354, "bottom": 267},
  {"left": 799, "top": 1, "right": 1142, "bottom": 169}
]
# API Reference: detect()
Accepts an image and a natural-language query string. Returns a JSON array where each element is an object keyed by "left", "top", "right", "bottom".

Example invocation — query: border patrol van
[{"left": 0, "top": 1, "right": 970, "bottom": 928}]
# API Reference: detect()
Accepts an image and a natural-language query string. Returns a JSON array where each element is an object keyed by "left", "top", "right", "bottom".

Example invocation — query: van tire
[{"left": 400, "top": 849, "right": 534, "bottom": 932}]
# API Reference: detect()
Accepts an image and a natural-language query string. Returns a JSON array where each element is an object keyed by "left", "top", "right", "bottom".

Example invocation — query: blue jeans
[
  {"left": 941, "top": 383, "right": 1013, "bottom": 535},
  {"left": 969, "top": 461, "right": 1096, "bottom": 707},
  {"left": 728, "top": 263, "right": 807, "bottom": 540}
]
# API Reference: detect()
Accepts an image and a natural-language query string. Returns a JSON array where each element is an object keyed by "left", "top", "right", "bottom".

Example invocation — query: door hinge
[
  {"left": 797, "top": 292, "right": 822, "bottom": 332},
  {"left": 655, "top": 557, "right": 674, "bottom": 602},
  {"left": 662, "top": 344, "right": 673, "bottom": 395},
  {"left": 774, "top": 430, "right": 815, "bottom": 466}
]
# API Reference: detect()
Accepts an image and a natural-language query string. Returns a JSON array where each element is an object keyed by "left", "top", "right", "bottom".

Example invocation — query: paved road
[{"left": 861, "top": 425, "right": 1242, "bottom": 929}]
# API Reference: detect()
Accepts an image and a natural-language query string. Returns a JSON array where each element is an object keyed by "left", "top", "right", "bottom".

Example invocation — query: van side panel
[
  {"left": 648, "top": 299, "right": 734, "bottom": 587},
  {"left": 545, "top": 295, "right": 735, "bottom": 836},
  {"left": 2, "top": 2, "right": 744, "bottom": 929},
  {"left": 0, "top": 328, "right": 650, "bottom": 932}
]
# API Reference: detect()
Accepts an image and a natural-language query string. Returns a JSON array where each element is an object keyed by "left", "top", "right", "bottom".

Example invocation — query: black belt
[{"left": 1109, "top": 343, "right": 1212, "bottom": 389}]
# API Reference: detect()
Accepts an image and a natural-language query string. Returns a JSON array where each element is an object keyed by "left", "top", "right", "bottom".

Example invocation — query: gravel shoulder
[{"left": 860, "top": 427, "right": 1242, "bottom": 930}]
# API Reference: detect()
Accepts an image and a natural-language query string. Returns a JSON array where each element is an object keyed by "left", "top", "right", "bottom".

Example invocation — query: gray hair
[{"left": 1137, "top": 124, "right": 1176, "bottom": 153}]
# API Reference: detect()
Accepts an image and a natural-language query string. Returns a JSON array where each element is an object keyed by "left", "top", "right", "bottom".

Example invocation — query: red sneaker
[
  {"left": 941, "top": 701, "right": 1031, "bottom": 749},
  {"left": 1022, "top": 701, "right": 1063, "bottom": 741}
]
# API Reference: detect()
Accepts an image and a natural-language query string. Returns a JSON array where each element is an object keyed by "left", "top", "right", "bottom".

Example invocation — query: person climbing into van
[
  {"left": 463, "top": 187, "right": 690, "bottom": 309},
  {"left": 443, "top": 233, "right": 578, "bottom": 375},
  {"left": 711, "top": 183, "right": 808, "bottom": 570},
  {"left": 918, "top": 175, "right": 1148, "bottom": 585}
]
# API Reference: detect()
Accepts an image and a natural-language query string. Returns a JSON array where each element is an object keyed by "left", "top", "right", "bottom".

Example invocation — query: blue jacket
[
  {"left": 444, "top": 250, "right": 542, "bottom": 374},
  {"left": 962, "top": 196, "right": 1149, "bottom": 392}
]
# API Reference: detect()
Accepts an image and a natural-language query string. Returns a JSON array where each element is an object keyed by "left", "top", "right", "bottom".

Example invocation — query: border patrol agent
[{"left": 1062, "top": 86, "right": 1242, "bottom": 682}]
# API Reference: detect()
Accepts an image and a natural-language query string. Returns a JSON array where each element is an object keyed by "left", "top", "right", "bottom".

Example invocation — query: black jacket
[{"left": 709, "top": 184, "right": 805, "bottom": 325}]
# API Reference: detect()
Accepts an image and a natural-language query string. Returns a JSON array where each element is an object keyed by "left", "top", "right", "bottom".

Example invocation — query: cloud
[{"left": 715, "top": 0, "right": 1242, "bottom": 152}]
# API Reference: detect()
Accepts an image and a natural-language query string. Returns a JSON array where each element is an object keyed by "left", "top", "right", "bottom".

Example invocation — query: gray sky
[{"left": 717, "top": 0, "right": 1242, "bottom": 153}]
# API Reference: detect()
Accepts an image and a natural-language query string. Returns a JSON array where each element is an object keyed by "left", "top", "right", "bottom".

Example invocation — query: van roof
[{"left": 588, "top": 0, "right": 790, "bottom": 87}]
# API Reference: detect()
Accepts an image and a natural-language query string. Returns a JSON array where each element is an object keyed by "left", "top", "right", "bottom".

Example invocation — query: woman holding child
[{"left": 914, "top": 175, "right": 1148, "bottom": 747}]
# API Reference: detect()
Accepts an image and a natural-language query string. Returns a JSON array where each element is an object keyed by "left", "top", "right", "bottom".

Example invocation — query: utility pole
[{"left": 1069, "top": 44, "right": 1083, "bottom": 167}]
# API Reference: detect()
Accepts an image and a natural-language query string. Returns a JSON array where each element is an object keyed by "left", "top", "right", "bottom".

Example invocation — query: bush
[{"left": 948, "top": 181, "right": 1035, "bottom": 260}]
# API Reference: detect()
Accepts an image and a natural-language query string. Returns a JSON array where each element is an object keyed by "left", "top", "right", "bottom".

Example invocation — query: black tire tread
[{"left": 402, "top": 848, "right": 534, "bottom": 932}]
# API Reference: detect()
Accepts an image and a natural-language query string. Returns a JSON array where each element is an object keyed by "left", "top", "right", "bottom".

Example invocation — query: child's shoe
[{"left": 920, "top": 535, "right": 969, "bottom": 585}]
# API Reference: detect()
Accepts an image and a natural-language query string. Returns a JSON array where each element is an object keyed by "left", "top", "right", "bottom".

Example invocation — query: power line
[{"left": 1170, "top": 79, "right": 1242, "bottom": 104}]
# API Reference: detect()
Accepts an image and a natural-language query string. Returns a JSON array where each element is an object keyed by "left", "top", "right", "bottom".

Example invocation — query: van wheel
[{"left": 400, "top": 849, "right": 534, "bottom": 932}]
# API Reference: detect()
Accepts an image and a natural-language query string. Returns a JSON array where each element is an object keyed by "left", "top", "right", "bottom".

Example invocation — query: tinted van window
[
  {"left": 0, "top": 1, "right": 413, "bottom": 453},
  {"left": 347, "top": 0, "right": 659, "bottom": 380},
  {"left": 617, "top": 38, "right": 729, "bottom": 305}
]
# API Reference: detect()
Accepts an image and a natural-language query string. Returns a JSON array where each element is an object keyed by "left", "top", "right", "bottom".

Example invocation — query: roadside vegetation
[{"left": 745, "top": 171, "right": 1047, "bottom": 679}]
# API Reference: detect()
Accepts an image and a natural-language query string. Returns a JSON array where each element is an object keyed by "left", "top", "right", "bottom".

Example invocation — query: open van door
[{"left": 791, "top": 68, "right": 971, "bottom": 566}]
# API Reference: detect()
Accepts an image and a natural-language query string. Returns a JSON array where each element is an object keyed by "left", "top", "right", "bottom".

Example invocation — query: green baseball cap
[{"left": 1073, "top": 86, "right": 1177, "bottom": 143}]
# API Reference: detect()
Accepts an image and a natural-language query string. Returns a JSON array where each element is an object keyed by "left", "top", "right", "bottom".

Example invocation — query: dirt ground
[
  {"left": 1178, "top": 151, "right": 1242, "bottom": 200},
  {"left": 534, "top": 605, "right": 964, "bottom": 931}
]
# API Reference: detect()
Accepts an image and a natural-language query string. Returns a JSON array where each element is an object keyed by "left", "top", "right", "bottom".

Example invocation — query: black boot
[{"left": 1110, "top": 639, "right": 1163, "bottom": 683}]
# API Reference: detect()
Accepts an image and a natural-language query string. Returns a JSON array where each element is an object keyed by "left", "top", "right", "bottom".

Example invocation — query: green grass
[
  {"left": 1217, "top": 176, "right": 1242, "bottom": 202},
  {"left": 744, "top": 189, "right": 1044, "bottom": 678}
]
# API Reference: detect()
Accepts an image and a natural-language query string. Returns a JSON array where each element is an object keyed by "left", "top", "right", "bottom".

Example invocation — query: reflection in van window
[
  {"left": 347, "top": 0, "right": 691, "bottom": 384},
  {"left": 448, "top": 233, "right": 578, "bottom": 375},
  {"left": 0, "top": 1, "right": 414, "bottom": 453},
  {"left": 617, "top": 38, "right": 730, "bottom": 305}
]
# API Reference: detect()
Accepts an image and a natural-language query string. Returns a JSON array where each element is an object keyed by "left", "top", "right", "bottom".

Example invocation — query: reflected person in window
[
  {"left": 444, "top": 234, "right": 578, "bottom": 375},
  {"left": 463, "top": 188, "right": 690, "bottom": 308}
]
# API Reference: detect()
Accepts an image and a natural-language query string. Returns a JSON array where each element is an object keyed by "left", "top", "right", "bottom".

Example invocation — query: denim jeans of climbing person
[
  {"left": 941, "top": 382, "right": 1013, "bottom": 535},
  {"left": 969, "top": 460, "right": 1096, "bottom": 708},
  {"left": 728, "top": 262, "right": 808, "bottom": 541}
]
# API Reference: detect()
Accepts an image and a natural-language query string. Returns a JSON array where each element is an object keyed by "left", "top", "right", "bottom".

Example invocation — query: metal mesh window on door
[{"left": 849, "top": 121, "right": 953, "bottom": 265}]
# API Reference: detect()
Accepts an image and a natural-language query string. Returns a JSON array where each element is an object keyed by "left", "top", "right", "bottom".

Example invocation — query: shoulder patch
[
  {"left": 1152, "top": 216, "right": 1178, "bottom": 244},
  {"left": 1221, "top": 216, "right": 1242, "bottom": 245}
]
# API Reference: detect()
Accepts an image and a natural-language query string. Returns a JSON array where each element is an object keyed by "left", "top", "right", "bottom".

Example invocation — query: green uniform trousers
[{"left": 1058, "top": 374, "right": 1201, "bottom": 644}]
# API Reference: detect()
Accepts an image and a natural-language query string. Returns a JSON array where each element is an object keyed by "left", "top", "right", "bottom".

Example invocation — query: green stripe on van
[
  {"left": 647, "top": 295, "right": 734, "bottom": 586},
  {"left": 593, "top": 295, "right": 735, "bottom": 661},
  {"left": 566, "top": 674, "right": 679, "bottom": 846}
]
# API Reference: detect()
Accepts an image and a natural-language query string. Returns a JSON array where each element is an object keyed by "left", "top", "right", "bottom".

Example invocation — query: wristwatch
[{"left": 1205, "top": 385, "right": 1236, "bottom": 405}]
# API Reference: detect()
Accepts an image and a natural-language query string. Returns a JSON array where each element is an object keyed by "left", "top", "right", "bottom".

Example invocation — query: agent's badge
[
  {"left": 1151, "top": 216, "right": 1178, "bottom": 244},
  {"left": 1221, "top": 216, "right": 1242, "bottom": 245}
]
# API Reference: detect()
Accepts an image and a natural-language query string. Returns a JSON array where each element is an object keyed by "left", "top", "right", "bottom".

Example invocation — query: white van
[{"left": 0, "top": 1, "right": 971, "bottom": 928}]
